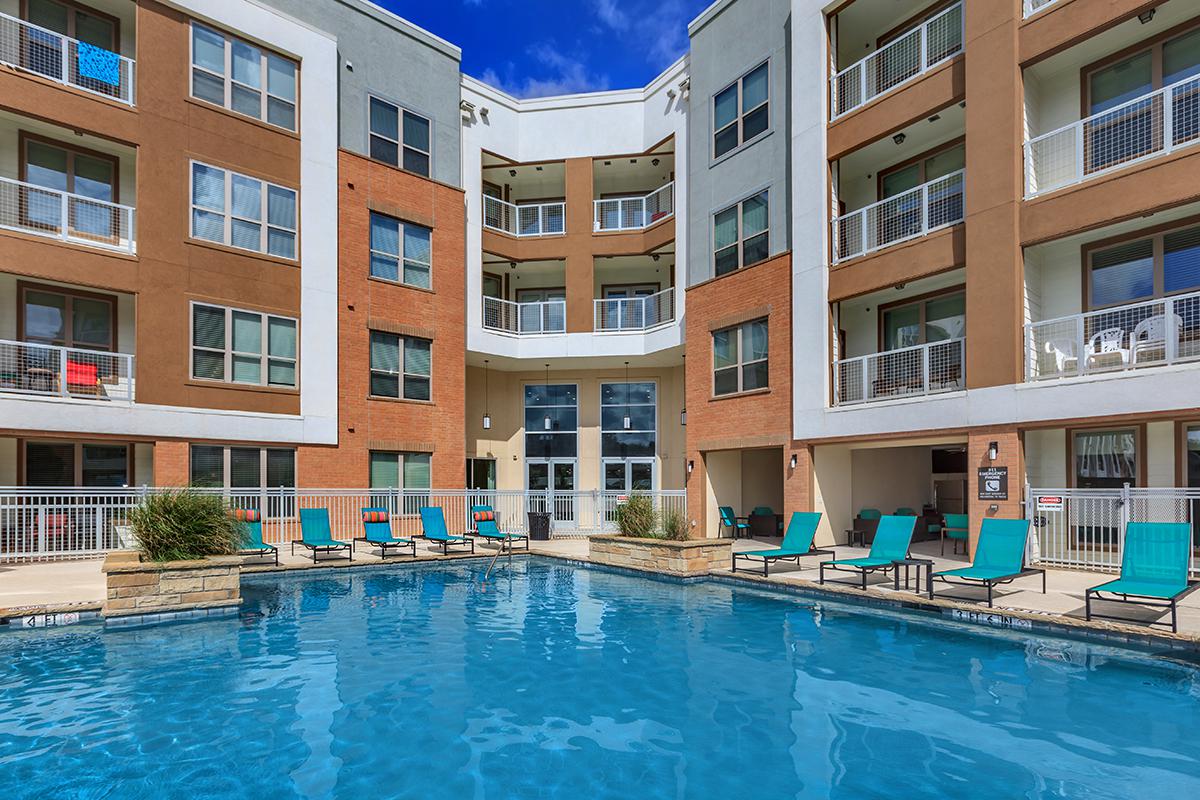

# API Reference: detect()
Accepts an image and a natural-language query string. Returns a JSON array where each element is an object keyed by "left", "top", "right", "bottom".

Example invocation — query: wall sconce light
[
  {"left": 509, "top": 169, "right": 517, "bottom": 178},
  {"left": 482, "top": 359, "right": 492, "bottom": 430},
  {"left": 987, "top": 441, "right": 999, "bottom": 461},
  {"left": 543, "top": 364, "right": 552, "bottom": 430},
  {"left": 623, "top": 362, "right": 632, "bottom": 429},
  {"left": 1138, "top": 9, "right": 1155, "bottom": 24},
  {"left": 651, "top": 158, "right": 660, "bottom": 167},
  {"left": 789, "top": 454, "right": 798, "bottom": 470},
  {"left": 680, "top": 409, "right": 687, "bottom": 426},
  {"left": 687, "top": 460, "right": 694, "bottom": 474},
  {"left": 892, "top": 132, "right": 906, "bottom": 145}
]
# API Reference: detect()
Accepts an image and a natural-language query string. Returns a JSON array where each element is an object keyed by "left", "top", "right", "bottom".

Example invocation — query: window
[
  {"left": 191, "top": 162, "right": 297, "bottom": 259},
  {"left": 191, "top": 22, "right": 297, "bottom": 130},
  {"left": 879, "top": 142, "right": 965, "bottom": 199},
  {"left": 20, "top": 284, "right": 115, "bottom": 350},
  {"left": 600, "top": 382, "right": 656, "bottom": 458},
  {"left": 369, "top": 451, "right": 431, "bottom": 514},
  {"left": 524, "top": 384, "right": 578, "bottom": 458},
  {"left": 713, "top": 319, "right": 768, "bottom": 396},
  {"left": 24, "top": 0, "right": 123, "bottom": 98},
  {"left": 22, "top": 137, "right": 120, "bottom": 240},
  {"left": 190, "top": 445, "right": 295, "bottom": 517},
  {"left": 369, "top": 212, "right": 431, "bottom": 289},
  {"left": 24, "top": 441, "right": 129, "bottom": 487},
  {"left": 467, "top": 458, "right": 497, "bottom": 490},
  {"left": 714, "top": 191, "right": 769, "bottom": 276},
  {"left": 1087, "top": 222, "right": 1200, "bottom": 309},
  {"left": 880, "top": 290, "right": 965, "bottom": 350},
  {"left": 369, "top": 331, "right": 431, "bottom": 400},
  {"left": 368, "top": 96, "right": 431, "bottom": 176},
  {"left": 713, "top": 61, "right": 769, "bottom": 158},
  {"left": 191, "top": 303, "right": 297, "bottom": 387}
]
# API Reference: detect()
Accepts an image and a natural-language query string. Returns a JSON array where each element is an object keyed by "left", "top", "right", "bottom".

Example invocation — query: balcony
[
  {"left": 1025, "top": 75, "right": 1200, "bottom": 198},
  {"left": 0, "top": 339, "right": 134, "bottom": 402},
  {"left": 0, "top": 11, "right": 135, "bottom": 105},
  {"left": 831, "top": 170, "right": 964, "bottom": 263},
  {"left": 483, "top": 196, "right": 565, "bottom": 237},
  {"left": 594, "top": 183, "right": 674, "bottom": 232},
  {"left": 594, "top": 288, "right": 675, "bottom": 332},
  {"left": 0, "top": 176, "right": 134, "bottom": 254},
  {"left": 482, "top": 296, "right": 566, "bottom": 336},
  {"left": 834, "top": 338, "right": 965, "bottom": 405},
  {"left": 1025, "top": 291, "right": 1200, "bottom": 381},
  {"left": 829, "top": 2, "right": 962, "bottom": 119}
]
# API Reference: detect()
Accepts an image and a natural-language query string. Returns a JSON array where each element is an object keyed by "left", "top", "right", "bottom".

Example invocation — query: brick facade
[{"left": 297, "top": 151, "right": 466, "bottom": 489}]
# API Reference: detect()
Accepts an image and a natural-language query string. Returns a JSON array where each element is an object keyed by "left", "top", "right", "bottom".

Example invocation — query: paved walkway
[{"left": 2, "top": 536, "right": 1198, "bottom": 636}]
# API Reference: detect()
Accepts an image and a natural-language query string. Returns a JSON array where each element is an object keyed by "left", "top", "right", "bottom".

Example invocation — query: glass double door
[
  {"left": 603, "top": 459, "right": 654, "bottom": 493},
  {"left": 526, "top": 460, "right": 575, "bottom": 524}
]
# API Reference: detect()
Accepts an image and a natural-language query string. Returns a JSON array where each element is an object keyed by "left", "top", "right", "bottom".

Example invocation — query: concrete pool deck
[{"left": 3, "top": 536, "right": 1199, "bottom": 642}]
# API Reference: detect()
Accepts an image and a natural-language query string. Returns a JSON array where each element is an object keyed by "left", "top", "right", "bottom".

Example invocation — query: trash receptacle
[{"left": 528, "top": 511, "right": 551, "bottom": 541}]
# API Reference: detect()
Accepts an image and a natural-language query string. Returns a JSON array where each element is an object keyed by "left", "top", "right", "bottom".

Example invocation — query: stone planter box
[
  {"left": 101, "top": 551, "right": 242, "bottom": 621},
  {"left": 589, "top": 535, "right": 732, "bottom": 576}
]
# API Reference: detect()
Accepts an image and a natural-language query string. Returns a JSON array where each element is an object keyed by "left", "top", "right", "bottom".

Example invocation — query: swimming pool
[{"left": 2, "top": 558, "right": 1198, "bottom": 799}]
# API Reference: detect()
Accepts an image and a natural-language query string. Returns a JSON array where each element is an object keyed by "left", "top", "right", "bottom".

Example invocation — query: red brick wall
[
  {"left": 967, "top": 427, "right": 1023, "bottom": 557},
  {"left": 684, "top": 253, "right": 796, "bottom": 537},
  {"left": 298, "top": 151, "right": 466, "bottom": 489},
  {"left": 153, "top": 441, "right": 190, "bottom": 486}
]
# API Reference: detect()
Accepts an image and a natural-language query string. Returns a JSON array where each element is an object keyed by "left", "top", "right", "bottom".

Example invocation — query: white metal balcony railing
[
  {"left": 834, "top": 338, "right": 964, "bottom": 405},
  {"left": 1025, "top": 290, "right": 1200, "bottom": 381},
  {"left": 482, "top": 195, "right": 565, "bottom": 237},
  {"left": 1025, "top": 74, "right": 1200, "bottom": 197},
  {"left": 829, "top": 2, "right": 963, "bottom": 119},
  {"left": 0, "top": 176, "right": 135, "bottom": 253},
  {"left": 593, "top": 183, "right": 674, "bottom": 232},
  {"left": 594, "top": 288, "right": 675, "bottom": 332},
  {"left": 0, "top": 339, "right": 134, "bottom": 402},
  {"left": 831, "top": 169, "right": 964, "bottom": 263},
  {"left": 482, "top": 296, "right": 567, "bottom": 335},
  {"left": 0, "top": 11, "right": 134, "bottom": 104},
  {"left": 1022, "top": 0, "right": 1063, "bottom": 18}
]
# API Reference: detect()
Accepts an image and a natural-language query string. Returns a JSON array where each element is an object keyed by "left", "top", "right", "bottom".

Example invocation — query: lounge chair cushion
[
  {"left": 231, "top": 508, "right": 261, "bottom": 522},
  {"left": 362, "top": 510, "right": 389, "bottom": 523},
  {"left": 473, "top": 510, "right": 495, "bottom": 522}
]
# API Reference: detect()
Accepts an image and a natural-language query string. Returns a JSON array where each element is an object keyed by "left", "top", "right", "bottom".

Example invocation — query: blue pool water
[{"left": 2, "top": 559, "right": 1199, "bottom": 799}]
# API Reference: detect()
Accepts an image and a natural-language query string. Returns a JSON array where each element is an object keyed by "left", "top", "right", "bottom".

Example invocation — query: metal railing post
[
  {"left": 1074, "top": 122, "right": 1085, "bottom": 184},
  {"left": 59, "top": 191, "right": 69, "bottom": 242},
  {"left": 920, "top": 183, "right": 929, "bottom": 235},
  {"left": 1162, "top": 86, "right": 1174, "bottom": 154},
  {"left": 1165, "top": 297, "right": 1178, "bottom": 364},
  {"left": 1076, "top": 314, "right": 1087, "bottom": 375}
]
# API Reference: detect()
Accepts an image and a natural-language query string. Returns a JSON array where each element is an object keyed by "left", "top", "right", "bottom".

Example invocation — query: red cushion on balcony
[
  {"left": 231, "top": 508, "right": 261, "bottom": 522},
  {"left": 473, "top": 510, "right": 495, "bottom": 522},
  {"left": 362, "top": 510, "right": 389, "bottom": 523},
  {"left": 66, "top": 359, "right": 99, "bottom": 387},
  {"left": 650, "top": 211, "right": 668, "bottom": 222}
]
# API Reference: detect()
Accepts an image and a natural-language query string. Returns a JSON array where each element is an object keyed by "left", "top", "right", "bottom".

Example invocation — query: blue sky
[{"left": 376, "top": 0, "right": 712, "bottom": 98}]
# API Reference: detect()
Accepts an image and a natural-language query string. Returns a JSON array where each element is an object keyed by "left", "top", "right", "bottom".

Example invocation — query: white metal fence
[
  {"left": 482, "top": 195, "right": 565, "bottom": 237},
  {"left": 0, "top": 176, "right": 135, "bottom": 253},
  {"left": 0, "top": 339, "right": 134, "bottom": 402},
  {"left": 829, "top": 2, "right": 962, "bottom": 119},
  {"left": 482, "top": 296, "right": 567, "bottom": 335},
  {"left": 594, "top": 288, "right": 675, "bottom": 332},
  {"left": 834, "top": 338, "right": 964, "bottom": 405},
  {"left": 1027, "top": 485, "right": 1200, "bottom": 576},
  {"left": 1025, "top": 290, "right": 1200, "bottom": 380},
  {"left": 831, "top": 169, "right": 964, "bottom": 263},
  {"left": 1022, "top": 0, "right": 1062, "bottom": 16},
  {"left": 1025, "top": 74, "right": 1200, "bottom": 197},
  {"left": 593, "top": 183, "right": 674, "bottom": 231},
  {"left": 0, "top": 488, "right": 688, "bottom": 561},
  {"left": 0, "top": 11, "right": 135, "bottom": 104}
]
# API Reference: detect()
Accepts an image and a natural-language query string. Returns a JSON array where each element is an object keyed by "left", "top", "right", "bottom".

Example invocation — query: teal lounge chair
[
  {"left": 1085, "top": 522, "right": 1200, "bottom": 633},
  {"left": 931, "top": 518, "right": 1044, "bottom": 607},
  {"left": 292, "top": 508, "right": 352, "bottom": 562},
  {"left": 733, "top": 512, "right": 833, "bottom": 576},
  {"left": 354, "top": 508, "right": 416, "bottom": 558},
  {"left": 941, "top": 513, "right": 969, "bottom": 555},
  {"left": 232, "top": 508, "right": 277, "bottom": 566},
  {"left": 820, "top": 515, "right": 916, "bottom": 589},
  {"left": 469, "top": 506, "right": 529, "bottom": 550},
  {"left": 420, "top": 507, "right": 475, "bottom": 555},
  {"left": 719, "top": 506, "right": 749, "bottom": 539}
]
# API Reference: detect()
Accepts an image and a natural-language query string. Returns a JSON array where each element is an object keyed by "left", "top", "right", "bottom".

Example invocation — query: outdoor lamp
[
  {"left": 790, "top": 454, "right": 798, "bottom": 469},
  {"left": 988, "top": 441, "right": 999, "bottom": 461},
  {"left": 482, "top": 360, "right": 492, "bottom": 430}
]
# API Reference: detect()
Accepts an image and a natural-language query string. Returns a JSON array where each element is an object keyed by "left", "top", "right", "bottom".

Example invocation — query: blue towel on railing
[{"left": 77, "top": 42, "right": 121, "bottom": 87}]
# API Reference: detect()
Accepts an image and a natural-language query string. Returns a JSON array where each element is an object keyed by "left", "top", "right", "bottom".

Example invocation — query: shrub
[
  {"left": 129, "top": 490, "right": 244, "bottom": 562},
  {"left": 661, "top": 509, "right": 689, "bottom": 541},
  {"left": 615, "top": 493, "right": 659, "bottom": 538}
]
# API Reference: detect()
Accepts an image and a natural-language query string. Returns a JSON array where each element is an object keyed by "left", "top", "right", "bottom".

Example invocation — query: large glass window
[
  {"left": 881, "top": 290, "right": 965, "bottom": 350},
  {"left": 369, "top": 451, "right": 431, "bottom": 514},
  {"left": 189, "top": 445, "right": 295, "bottom": 517},
  {"left": 21, "top": 285, "right": 115, "bottom": 350},
  {"left": 524, "top": 384, "right": 578, "bottom": 458},
  {"left": 369, "top": 212, "right": 431, "bottom": 289},
  {"left": 880, "top": 142, "right": 964, "bottom": 199},
  {"left": 601, "top": 382, "right": 656, "bottom": 458},
  {"left": 1087, "top": 222, "right": 1200, "bottom": 308},
  {"left": 190, "top": 162, "right": 297, "bottom": 259},
  {"left": 368, "top": 97, "right": 431, "bottom": 176},
  {"left": 22, "top": 138, "right": 120, "bottom": 239},
  {"left": 1073, "top": 429, "right": 1137, "bottom": 489},
  {"left": 24, "top": 441, "right": 128, "bottom": 487},
  {"left": 191, "top": 303, "right": 297, "bottom": 388},
  {"left": 714, "top": 191, "right": 769, "bottom": 276},
  {"left": 713, "top": 319, "right": 768, "bottom": 396},
  {"left": 190, "top": 22, "right": 297, "bottom": 130},
  {"left": 713, "top": 61, "right": 769, "bottom": 158},
  {"left": 369, "top": 331, "right": 431, "bottom": 401}
]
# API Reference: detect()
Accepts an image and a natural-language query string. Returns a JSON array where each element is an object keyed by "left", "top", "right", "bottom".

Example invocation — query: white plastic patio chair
[
  {"left": 1131, "top": 313, "right": 1182, "bottom": 364},
  {"left": 1084, "top": 327, "right": 1130, "bottom": 369},
  {"left": 1044, "top": 338, "right": 1078, "bottom": 376}
]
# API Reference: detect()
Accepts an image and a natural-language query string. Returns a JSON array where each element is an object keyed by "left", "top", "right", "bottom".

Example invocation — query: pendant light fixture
[
  {"left": 623, "top": 361, "right": 632, "bottom": 430},
  {"left": 543, "top": 363, "right": 552, "bottom": 431},
  {"left": 680, "top": 354, "right": 687, "bottom": 426},
  {"left": 482, "top": 359, "right": 492, "bottom": 430}
]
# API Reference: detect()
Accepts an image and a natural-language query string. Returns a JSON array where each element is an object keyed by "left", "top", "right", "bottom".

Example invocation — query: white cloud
[
  {"left": 592, "top": 0, "right": 629, "bottom": 31},
  {"left": 478, "top": 43, "right": 611, "bottom": 99}
]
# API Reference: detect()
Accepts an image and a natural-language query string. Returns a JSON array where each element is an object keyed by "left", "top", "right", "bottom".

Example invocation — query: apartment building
[{"left": 4, "top": 0, "right": 1200, "bottom": 558}]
